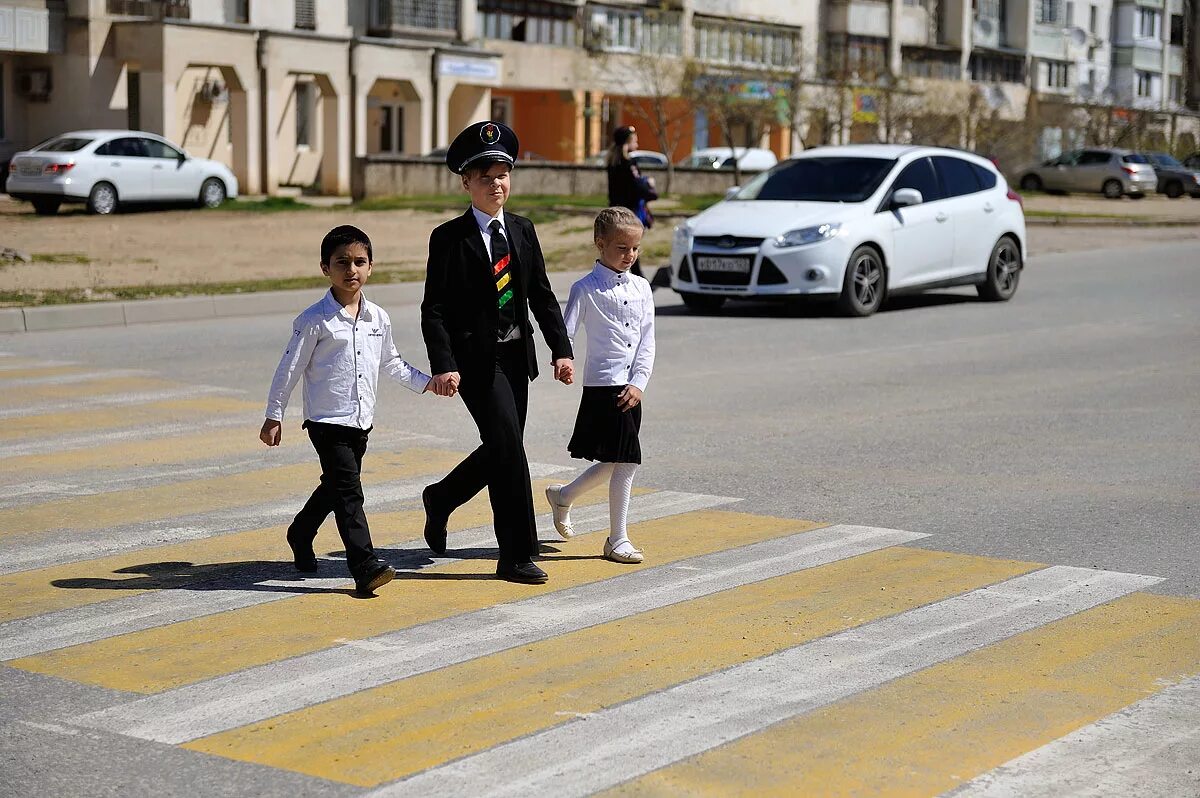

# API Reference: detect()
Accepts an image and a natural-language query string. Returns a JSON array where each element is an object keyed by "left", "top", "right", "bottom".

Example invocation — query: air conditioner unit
[
  {"left": 200, "top": 80, "right": 228, "bottom": 103},
  {"left": 16, "top": 68, "right": 52, "bottom": 102}
]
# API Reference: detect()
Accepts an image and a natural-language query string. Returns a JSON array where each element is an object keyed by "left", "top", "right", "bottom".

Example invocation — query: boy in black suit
[{"left": 420, "top": 121, "right": 574, "bottom": 584}]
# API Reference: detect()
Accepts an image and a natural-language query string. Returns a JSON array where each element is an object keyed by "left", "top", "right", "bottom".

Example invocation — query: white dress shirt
[
  {"left": 265, "top": 290, "right": 431, "bottom": 429},
  {"left": 563, "top": 261, "right": 656, "bottom": 391}
]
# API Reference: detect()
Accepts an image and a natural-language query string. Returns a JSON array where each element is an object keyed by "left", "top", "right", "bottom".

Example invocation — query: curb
[
  {"left": 1024, "top": 216, "right": 1200, "bottom": 226},
  {"left": 0, "top": 271, "right": 587, "bottom": 335}
]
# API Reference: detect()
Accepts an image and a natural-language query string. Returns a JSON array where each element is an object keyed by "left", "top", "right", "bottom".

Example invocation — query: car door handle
[
  {"left": 110, "top": 162, "right": 121, "bottom": 167},
  {"left": 983, "top": 203, "right": 994, "bottom": 213},
  {"left": 935, "top": 212, "right": 949, "bottom": 222},
  {"left": 153, "top": 164, "right": 163, "bottom": 170}
]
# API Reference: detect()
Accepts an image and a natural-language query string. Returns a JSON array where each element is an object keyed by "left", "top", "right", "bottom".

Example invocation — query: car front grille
[{"left": 693, "top": 235, "right": 765, "bottom": 250}]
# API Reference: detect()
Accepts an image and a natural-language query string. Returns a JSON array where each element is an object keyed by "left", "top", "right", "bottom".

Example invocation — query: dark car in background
[{"left": 1143, "top": 152, "right": 1200, "bottom": 198}]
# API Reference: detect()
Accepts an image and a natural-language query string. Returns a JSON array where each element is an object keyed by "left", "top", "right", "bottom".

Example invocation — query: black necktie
[{"left": 490, "top": 220, "right": 517, "bottom": 340}]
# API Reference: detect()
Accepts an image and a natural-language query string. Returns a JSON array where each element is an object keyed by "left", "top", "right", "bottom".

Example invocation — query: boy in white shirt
[
  {"left": 545, "top": 207, "right": 656, "bottom": 563},
  {"left": 260, "top": 225, "right": 435, "bottom": 595}
]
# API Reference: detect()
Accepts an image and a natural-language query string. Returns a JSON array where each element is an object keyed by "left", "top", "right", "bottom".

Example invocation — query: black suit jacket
[{"left": 421, "top": 209, "right": 573, "bottom": 382}]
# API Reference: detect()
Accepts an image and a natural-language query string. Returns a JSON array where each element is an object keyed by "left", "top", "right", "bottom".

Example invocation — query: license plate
[
  {"left": 19, "top": 164, "right": 41, "bottom": 177},
  {"left": 695, "top": 256, "right": 750, "bottom": 273}
]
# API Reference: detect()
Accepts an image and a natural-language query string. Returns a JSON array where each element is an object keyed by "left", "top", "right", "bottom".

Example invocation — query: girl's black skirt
[{"left": 568, "top": 385, "right": 642, "bottom": 464}]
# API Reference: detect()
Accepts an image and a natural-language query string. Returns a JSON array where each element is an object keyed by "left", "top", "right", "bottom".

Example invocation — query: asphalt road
[{"left": 4, "top": 239, "right": 1196, "bottom": 596}]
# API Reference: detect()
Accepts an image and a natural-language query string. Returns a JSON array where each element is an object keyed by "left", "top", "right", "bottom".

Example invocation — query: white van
[{"left": 679, "top": 147, "right": 778, "bottom": 171}]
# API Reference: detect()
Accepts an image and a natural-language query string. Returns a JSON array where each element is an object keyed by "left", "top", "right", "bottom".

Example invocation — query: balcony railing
[
  {"left": 370, "top": 0, "right": 458, "bottom": 35},
  {"left": 106, "top": 0, "right": 190, "bottom": 19}
]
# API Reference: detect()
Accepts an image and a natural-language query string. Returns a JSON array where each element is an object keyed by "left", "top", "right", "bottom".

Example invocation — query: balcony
[
  {"left": 369, "top": 0, "right": 458, "bottom": 37},
  {"left": 106, "top": 0, "right": 190, "bottom": 18},
  {"left": 973, "top": 15, "right": 1003, "bottom": 49},
  {"left": 897, "top": 6, "right": 930, "bottom": 46}
]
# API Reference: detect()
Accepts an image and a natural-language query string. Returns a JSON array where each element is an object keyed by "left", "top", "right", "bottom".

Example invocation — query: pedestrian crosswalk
[{"left": 2, "top": 354, "right": 1198, "bottom": 796}]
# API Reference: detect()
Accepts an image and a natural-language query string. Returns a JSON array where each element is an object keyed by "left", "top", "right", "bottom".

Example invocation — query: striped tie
[{"left": 490, "top": 219, "right": 517, "bottom": 340}]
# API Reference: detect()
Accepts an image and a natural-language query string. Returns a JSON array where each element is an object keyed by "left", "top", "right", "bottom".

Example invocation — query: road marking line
[
  {"left": 360, "top": 566, "right": 1161, "bottom": 798},
  {"left": 0, "top": 385, "right": 242, "bottom": 420},
  {"left": 185, "top": 548, "right": 1035, "bottom": 787},
  {"left": 0, "top": 416, "right": 247, "bottom": 459},
  {"left": 947, "top": 671, "right": 1200, "bottom": 798},
  {"left": 0, "top": 367, "right": 142, "bottom": 385},
  {"left": 0, "top": 484, "right": 685, "bottom": 657},
  {"left": 0, "top": 396, "right": 260, "bottom": 442},
  {"left": 614, "top": 592, "right": 1200, "bottom": 797},
  {"left": 68, "top": 515, "right": 855, "bottom": 740}
]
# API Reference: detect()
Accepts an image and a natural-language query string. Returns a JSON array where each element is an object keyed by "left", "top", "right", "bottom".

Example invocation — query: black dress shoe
[
  {"left": 354, "top": 560, "right": 396, "bottom": 595},
  {"left": 496, "top": 560, "right": 548, "bottom": 584},
  {"left": 286, "top": 525, "right": 318, "bottom": 573},
  {"left": 422, "top": 486, "right": 448, "bottom": 556}
]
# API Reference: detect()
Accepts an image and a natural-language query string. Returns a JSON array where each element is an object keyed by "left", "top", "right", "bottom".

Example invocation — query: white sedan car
[
  {"left": 7, "top": 130, "right": 238, "bottom": 215},
  {"left": 670, "top": 145, "right": 1025, "bottom": 316}
]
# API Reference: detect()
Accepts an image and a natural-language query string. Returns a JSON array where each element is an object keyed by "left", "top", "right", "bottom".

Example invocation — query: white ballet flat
[
  {"left": 545, "top": 484, "right": 574, "bottom": 539},
  {"left": 603, "top": 538, "right": 644, "bottom": 564}
]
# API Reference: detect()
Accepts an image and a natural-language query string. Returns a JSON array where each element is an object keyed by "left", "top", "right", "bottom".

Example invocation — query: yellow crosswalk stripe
[
  {"left": 0, "top": 447, "right": 462, "bottom": 540},
  {"left": 10, "top": 511, "right": 821, "bottom": 693},
  {"left": 0, "top": 376, "right": 180, "bottom": 408},
  {"left": 0, "top": 426, "right": 276, "bottom": 482},
  {"left": 0, "top": 478, "right": 633, "bottom": 625},
  {"left": 605, "top": 592, "right": 1200, "bottom": 798},
  {"left": 0, "top": 396, "right": 259, "bottom": 441},
  {"left": 0, "top": 365, "right": 91, "bottom": 381},
  {"left": 184, "top": 547, "right": 1037, "bottom": 787}
]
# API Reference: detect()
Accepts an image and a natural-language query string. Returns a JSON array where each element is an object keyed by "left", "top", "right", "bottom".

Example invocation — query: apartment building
[{"left": 2, "top": 0, "right": 1197, "bottom": 197}]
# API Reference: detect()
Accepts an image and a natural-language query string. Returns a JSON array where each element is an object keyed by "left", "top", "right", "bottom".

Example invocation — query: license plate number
[
  {"left": 19, "top": 164, "right": 41, "bottom": 177},
  {"left": 695, "top": 256, "right": 750, "bottom": 273}
]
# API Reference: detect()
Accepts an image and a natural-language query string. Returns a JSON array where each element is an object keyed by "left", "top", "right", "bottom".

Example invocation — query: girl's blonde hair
[{"left": 594, "top": 206, "right": 643, "bottom": 242}]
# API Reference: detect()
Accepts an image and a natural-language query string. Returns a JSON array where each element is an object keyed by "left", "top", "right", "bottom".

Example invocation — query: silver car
[{"left": 1017, "top": 148, "right": 1157, "bottom": 199}]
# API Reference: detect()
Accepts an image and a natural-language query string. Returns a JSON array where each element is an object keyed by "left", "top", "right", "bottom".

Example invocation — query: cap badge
[{"left": 480, "top": 123, "right": 501, "bottom": 145}]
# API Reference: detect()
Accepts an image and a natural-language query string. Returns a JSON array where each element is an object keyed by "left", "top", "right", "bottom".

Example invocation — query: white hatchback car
[
  {"left": 670, "top": 145, "right": 1026, "bottom": 316},
  {"left": 679, "top": 147, "right": 778, "bottom": 171},
  {"left": 7, "top": 130, "right": 239, "bottom": 215}
]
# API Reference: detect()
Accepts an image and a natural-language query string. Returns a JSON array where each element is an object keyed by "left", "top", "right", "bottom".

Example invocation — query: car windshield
[
  {"left": 35, "top": 137, "right": 93, "bottom": 153},
  {"left": 733, "top": 157, "right": 896, "bottom": 202},
  {"left": 1150, "top": 153, "right": 1182, "bottom": 167}
]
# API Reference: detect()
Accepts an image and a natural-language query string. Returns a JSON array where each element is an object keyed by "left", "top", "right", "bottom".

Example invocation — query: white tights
[{"left": 558, "top": 462, "right": 638, "bottom": 545}]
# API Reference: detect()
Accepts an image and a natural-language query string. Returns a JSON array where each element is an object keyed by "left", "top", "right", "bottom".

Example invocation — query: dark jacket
[
  {"left": 607, "top": 157, "right": 656, "bottom": 212},
  {"left": 421, "top": 209, "right": 573, "bottom": 382}
]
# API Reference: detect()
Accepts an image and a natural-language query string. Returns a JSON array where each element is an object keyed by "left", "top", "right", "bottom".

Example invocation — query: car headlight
[
  {"left": 774, "top": 223, "right": 841, "bottom": 248},
  {"left": 673, "top": 224, "right": 692, "bottom": 248}
]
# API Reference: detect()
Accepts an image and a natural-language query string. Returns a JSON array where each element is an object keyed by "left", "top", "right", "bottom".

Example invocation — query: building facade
[{"left": 1, "top": 0, "right": 1198, "bottom": 196}]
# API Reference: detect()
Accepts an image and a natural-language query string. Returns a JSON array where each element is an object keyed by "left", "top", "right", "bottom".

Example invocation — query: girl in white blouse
[{"left": 545, "top": 207, "right": 656, "bottom": 563}]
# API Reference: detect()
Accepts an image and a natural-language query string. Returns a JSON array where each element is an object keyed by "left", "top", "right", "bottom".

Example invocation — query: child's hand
[
  {"left": 260, "top": 419, "right": 282, "bottom": 446},
  {"left": 553, "top": 358, "right": 574, "bottom": 385},
  {"left": 616, "top": 385, "right": 642, "bottom": 411},
  {"left": 430, "top": 372, "right": 460, "bottom": 397}
]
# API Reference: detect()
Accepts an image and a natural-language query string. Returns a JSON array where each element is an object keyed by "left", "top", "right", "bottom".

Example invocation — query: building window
[
  {"left": 902, "top": 49, "right": 961, "bottom": 80},
  {"left": 372, "top": 0, "right": 458, "bottom": 32},
  {"left": 1065, "top": 1, "right": 1074, "bottom": 25},
  {"left": 1088, "top": 4, "right": 1098, "bottom": 33},
  {"left": 694, "top": 17, "right": 800, "bottom": 68},
  {"left": 295, "top": 81, "right": 313, "bottom": 147},
  {"left": 1169, "top": 14, "right": 1183, "bottom": 45},
  {"left": 1136, "top": 70, "right": 1154, "bottom": 98},
  {"left": 1036, "top": 0, "right": 1061, "bottom": 25},
  {"left": 295, "top": 0, "right": 315, "bottom": 30},
  {"left": 127, "top": 70, "right": 141, "bottom": 130},
  {"left": 1168, "top": 76, "right": 1182, "bottom": 103},
  {"left": 590, "top": 5, "right": 682, "bottom": 55},
  {"left": 826, "top": 34, "right": 889, "bottom": 80},
  {"left": 1136, "top": 8, "right": 1159, "bottom": 39},
  {"left": 969, "top": 53, "right": 1024, "bottom": 83},
  {"left": 479, "top": 1, "right": 579, "bottom": 46},
  {"left": 1044, "top": 61, "right": 1070, "bottom": 88},
  {"left": 234, "top": 0, "right": 249, "bottom": 23},
  {"left": 0, "top": 64, "right": 5, "bottom": 141}
]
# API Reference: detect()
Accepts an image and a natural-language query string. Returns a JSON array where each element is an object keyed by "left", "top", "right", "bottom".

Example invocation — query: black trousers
[
  {"left": 428, "top": 341, "right": 536, "bottom": 563},
  {"left": 292, "top": 420, "right": 378, "bottom": 576}
]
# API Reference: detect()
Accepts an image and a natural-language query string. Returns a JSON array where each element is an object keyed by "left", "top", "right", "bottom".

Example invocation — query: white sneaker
[
  {"left": 545, "top": 484, "right": 574, "bottom": 539},
  {"left": 603, "top": 538, "right": 644, "bottom": 564}
]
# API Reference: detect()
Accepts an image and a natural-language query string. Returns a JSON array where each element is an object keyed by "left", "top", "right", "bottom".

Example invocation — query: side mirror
[
  {"left": 891, "top": 188, "right": 922, "bottom": 207},
  {"left": 177, "top": 151, "right": 188, "bottom": 163},
  {"left": 724, "top": 186, "right": 740, "bottom": 200}
]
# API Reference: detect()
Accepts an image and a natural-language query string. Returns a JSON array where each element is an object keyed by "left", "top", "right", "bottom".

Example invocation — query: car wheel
[
  {"left": 31, "top": 199, "right": 61, "bottom": 216},
  {"left": 87, "top": 182, "right": 118, "bottom": 215},
  {"left": 1019, "top": 174, "right": 1043, "bottom": 192},
  {"left": 976, "top": 236, "right": 1021, "bottom": 302},
  {"left": 199, "top": 177, "right": 227, "bottom": 208},
  {"left": 679, "top": 292, "right": 726, "bottom": 313},
  {"left": 1102, "top": 179, "right": 1123, "bottom": 199},
  {"left": 1164, "top": 181, "right": 1184, "bottom": 199},
  {"left": 838, "top": 245, "right": 886, "bottom": 317}
]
